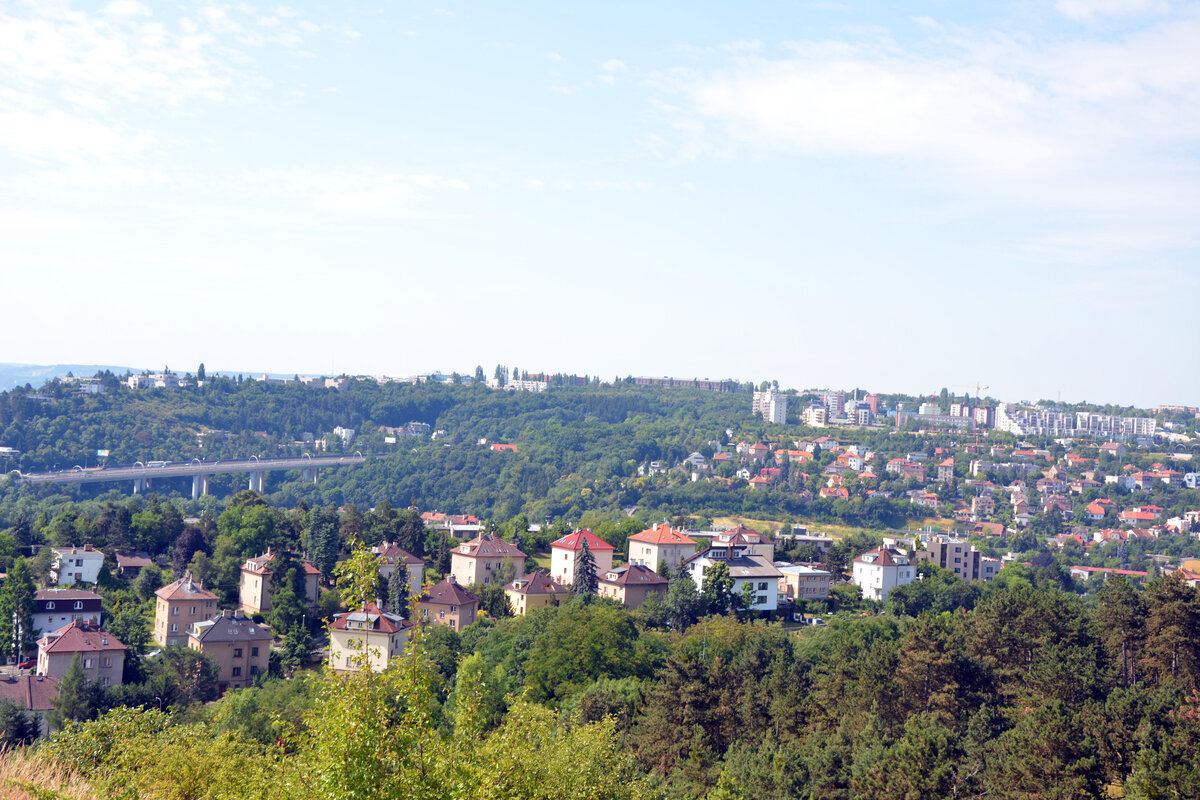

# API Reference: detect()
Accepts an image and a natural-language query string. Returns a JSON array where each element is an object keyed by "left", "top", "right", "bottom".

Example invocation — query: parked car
[{"left": 17, "top": 658, "right": 35, "bottom": 670}]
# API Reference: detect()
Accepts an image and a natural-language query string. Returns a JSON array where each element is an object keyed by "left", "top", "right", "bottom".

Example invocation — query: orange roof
[
  {"left": 628, "top": 524, "right": 697, "bottom": 546},
  {"left": 550, "top": 529, "right": 616, "bottom": 552}
]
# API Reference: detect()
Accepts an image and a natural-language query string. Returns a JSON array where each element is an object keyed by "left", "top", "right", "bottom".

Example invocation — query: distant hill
[{"left": 0, "top": 363, "right": 136, "bottom": 389}]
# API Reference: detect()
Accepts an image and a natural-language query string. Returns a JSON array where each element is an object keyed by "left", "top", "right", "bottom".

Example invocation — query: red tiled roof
[
  {"left": 421, "top": 579, "right": 480, "bottom": 607},
  {"left": 155, "top": 572, "right": 218, "bottom": 602},
  {"left": 0, "top": 675, "right": 60, "bottom": 712},
  {"left": 550, "top": 529, "right": 616, "bottom": 552},
  {"left": 329, "top": 602, "right": 411, "bottom": 633},
  {"left": 628, "top": 525, "right": 697, "bottom": 546},
  {"left": 39, "top": 621, "right": 126, "bottom": 655}
]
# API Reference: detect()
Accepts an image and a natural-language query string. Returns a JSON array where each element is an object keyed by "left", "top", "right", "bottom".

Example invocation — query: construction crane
[{"left": 955, "top": 382, "right": 991, "bottom": 448}]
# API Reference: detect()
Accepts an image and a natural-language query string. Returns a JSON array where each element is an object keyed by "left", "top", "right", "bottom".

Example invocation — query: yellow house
[
  {"left": 504, "top": 571, "right": 567, "bottom": 616},
  {"left": 328, "top": 602, "right": 411, "bottom": 673}
]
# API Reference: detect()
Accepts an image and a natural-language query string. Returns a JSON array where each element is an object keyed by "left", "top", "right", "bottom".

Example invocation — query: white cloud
[
  {"left": 663, "top": 14, "right": 1200, "bottom": 261},
  {"left": 1056, "top": 0, "right": 1169, "bottom": 21},
  {"left": 0, "top": 2, "right": 322, "bottom": 164},
  {"left": 546, "top": 51, "right": 565, "bottom": 62},
  {"left": 601, "top": 58, "right": 628, "bottom": 73}
]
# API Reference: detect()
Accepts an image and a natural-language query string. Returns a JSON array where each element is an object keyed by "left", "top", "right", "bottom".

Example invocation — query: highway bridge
[{"left": 15, "top": 454, "right": 368, "bottom": 497}]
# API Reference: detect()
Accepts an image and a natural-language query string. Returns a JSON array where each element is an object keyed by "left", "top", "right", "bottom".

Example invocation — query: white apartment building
[
  {"left": 753, "top": 389, "right": 787, "bottom": 424},
  {"left": 852, "top": 546, "right": 915, "bottom": 602},
  {"left": 49, "top": 546, "right": 104, "bottom": 586}
]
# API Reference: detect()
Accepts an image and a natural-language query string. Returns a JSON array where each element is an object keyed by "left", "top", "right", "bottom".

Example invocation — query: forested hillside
[{"left": 10, "top": 567, "right": 1200, "bottom": 799}]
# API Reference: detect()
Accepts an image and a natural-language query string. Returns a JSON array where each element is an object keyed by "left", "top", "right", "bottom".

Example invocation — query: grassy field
[{"left": 711, "top": 515, "right": 949, "bottom": 541}]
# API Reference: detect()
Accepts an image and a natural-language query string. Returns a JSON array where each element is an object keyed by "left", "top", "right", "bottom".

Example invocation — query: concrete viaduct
[{"left": 15, "top": 454, "right": 367, "bottom": 498}]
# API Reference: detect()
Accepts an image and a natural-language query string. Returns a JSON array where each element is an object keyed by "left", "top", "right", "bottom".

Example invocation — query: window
[
  {"left": 756, "top": 595, "right": 767, "bottom": 605},
  {"left": 231, "top": 667, "right": 242, "bottom": 677},
  {"left": 251, "top": 647, "right": 259, "bottom": 657},
  {"left": 102, "top": 657, "right": 112, "bottom": 668},
  {"left": 74, "top": 601, "right": 83, "bottom": 610},
  {"left": 190, "top": 606, "right": 197, "bottom": 616},
  {"left": 233, "top": 648, "right": 243, "bottom": 658},
  {"left": 439, "top": 611, "right": 445, "bottom": 619},
  {"left": 170, "top": 624, "right": 178, "bottom": 632},
  {"left": 46, "top": 602, "right": 55, "bottom": 610},
  {"left": 758, "top": 582, "right": 768, "bottom": 590},
  {"left": 250, "top": 665, "right": 259, "bottom": 675},
  {"left": 172, "top": 607, "right": 180, "bottom": 616},
  {"left": 83, "top": 658, "right": 93, "bottom": 669},
  {"left": 205, "top": 601, "right": 214, "bottom": 609}
]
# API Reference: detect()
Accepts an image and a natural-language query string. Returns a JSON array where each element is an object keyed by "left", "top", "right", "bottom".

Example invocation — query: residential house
[
  {"left": 680, "top": 543, "right": 782, "bottom": 613},
  {"left": 597, "top": 564, "right": 668, "bottom": 609},
  {"left": 239, "top": 549, "right": 320, "bottom": 615},
  {"left": 32, "top": 589, "right": 102, "bottom": 637},
  {"left": 712, "top": 526, "right": 776, "bottom": 560},
  {"left": 627, "top": 524, "right": 698, "bottom": 572},
  {"left": 885, "top": 459, "right": 926, "bottom": 481},
  {"left": 851, "top": 547, "right": 915, "bottom": 602},
  {"left": 778, "top": 565, "right": 831, "bottom": 602},
  {"left": 328, "top": 602, "right": 411, "bottom": 673},
  {"left": 36, "top": 621, "right": 126, "bottom": 687},
  {"left": 0, "top": 675, "right": 60, "bottom": 737},
  {"left": 113, "top": 552, "right": 154, "bottom": 579},
  {"left": 450, "top": 533, "right": 528, "bottom": 587},
  {"left": 938, "top": 458, "right": 956, "bottom": 482},
  {"left": 154, "top": 572, "right": 219, "bottom": 647},
  {"left": 504, "top": 571, "right": 567, "bottom": 615},
  {"left": 550, "top": 530, "right": 615, "bottom": 586},
  {"left": 972, "top": 495, "right": 995, "bottom": 517},
  {"left": 417, "top": 577, "right": 480, "bottom": 632},
  {"left": 375, "top": 541, "right": 425, "bottom": 603},
  {"left": 49, "top": 545, "right": 104, "bottom": 586},
  {"left": 188, "top": 610, "right": 272, "bottom": 692}
]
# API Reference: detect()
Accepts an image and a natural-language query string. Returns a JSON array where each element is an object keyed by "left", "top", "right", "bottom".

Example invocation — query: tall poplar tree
[{"left": 0, "top": 558, "right": 36, "bottom": 660}]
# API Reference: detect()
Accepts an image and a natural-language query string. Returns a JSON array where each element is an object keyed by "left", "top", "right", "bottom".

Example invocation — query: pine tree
[
  {"left": 0, "top": 558, "right": 36, "bottom": 661},
  {"left": 575, "top": 538, "right": 598, "bottom": 598},
  {"left": 49, "top": 654, "right": 98, "bottom": 729}
]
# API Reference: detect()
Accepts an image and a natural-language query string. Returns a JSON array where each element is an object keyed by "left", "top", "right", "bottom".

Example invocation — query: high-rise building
[{"left": 753, "top": 389, "right": 787, "bottom": 424}]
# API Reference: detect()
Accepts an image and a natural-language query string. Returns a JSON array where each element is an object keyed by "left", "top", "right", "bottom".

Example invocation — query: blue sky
[{"left": 1, "top": 0, "right": 1197, "bottom": 407}]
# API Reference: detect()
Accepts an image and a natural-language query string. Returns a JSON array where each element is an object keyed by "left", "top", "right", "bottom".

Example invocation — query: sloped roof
[
  {"left": 457, "top": 533, "right": 527, "bottom": 559},
  {"left": 854, "top": 547, "right": 910, "bottom": 568},
  {"left": 600, "top": 564, "right": 668, "bottom": 587},
  {"left": 550, "top": 529, "right": 615, "bottom": 552},
  {"left": 504, "top": 571, "right": 566, "bottom": 597},
  {"left": 376, "top": 542, "right": 424, "bottom": 566},
  {"left": 330, "top": 602, "right": 410, "bottom": 634},
  {"left": 156, "top": 572, "right": 218, "bottom": 602},
  {"left": 242, "top": 549, "right": 321, "bottom": 576},
  {"left": 629, "top": 524, "right": 696, "bottom": 546},
  {"left": 421, "top": 578, "right": 480, "bottom": 607},
  {"left": 0, "top": 675, "right": 60, "bottom": 712},
  {"left": 39, "top": 621, "right": 126, "bottom": 655},
  {"left": 190, "top": 612, "right": 273, "bottom": 644},
  {"left": 35, "top": 589, "right": 102, "bottom": 603},
  {"left": 114, "top": 552, "right": 154, "bottom": 570}
]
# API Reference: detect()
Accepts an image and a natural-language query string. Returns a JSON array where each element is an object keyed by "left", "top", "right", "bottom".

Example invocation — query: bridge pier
[
  {"left": 248, "top": 471, "right": 264, "bottom": 493},
  {"left": 133, "top": 477, "right": 146, "bottom": 494},
  {"left": 192, "top": 474, "right": 209, "bottom": 499},
  {"left": 302, "top": 467, "right": 319, "bottom": 483}
]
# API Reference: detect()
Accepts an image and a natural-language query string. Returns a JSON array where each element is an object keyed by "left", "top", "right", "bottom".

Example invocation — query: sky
[{"left": 1, "top": 0, "right": 1197, "bottom": 408}]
